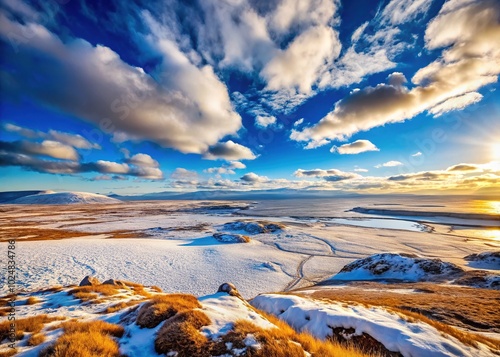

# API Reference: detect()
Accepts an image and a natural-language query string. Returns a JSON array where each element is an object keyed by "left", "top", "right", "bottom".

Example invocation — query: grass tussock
[
  {"left": 303, "top": 282, "right": 500, "bottom": 332},
  {"left": 136, "top": 294, "right": 201, "bottom": 328},
  {"left": 391, "top": 308, "right": 500, "bottom": 351},
  {"left": 40, "top": 320, "right": 124, "bottom": 357},
  {"left": 155, "top": 310, "right": 211, "bottom": 357},
  {"left": 235, "top": 312, "right": 377, "bottom": 357},
  {"left": 39, "top": 332, "right": 121, "bottom": 357},
  {"left": 27, "top": 333, "right": 45, "bottom": 346},
  {"left": 0, "top": 315, "right": 65, "bottom": 342},
  {"left": 104, "top": 300, "right": 145, "bottom": 314},
  {"left": 150, "top": 285, "right": 163, "bottom": 293},
  {"left": 0, "top": 350, "right": 17, "bottom": 357},
  {"left": 26, "top": 296, "right": 41, "bottom": 305},
  {"left": 58, "top": 319, "right": 124, "bottom": 338}
]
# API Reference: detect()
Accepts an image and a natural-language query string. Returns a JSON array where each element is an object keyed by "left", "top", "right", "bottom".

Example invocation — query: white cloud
[
  {"left": 171, "top": 168, "right": 198, "bottom": 180},
  {"left": 0, "top": 12, "right": 243, "bottom": 156},
  {"left": 262, "top": 25, "right": 341, "bottom": 94},
  {"left": 292, "top": 0, "right": 500, "bottom": 147},
  {"left": 19, "top": 140, "right": 79, "bottom": 161},
  {"left": 304, "top": 139, "right": 330, "bottom": 150},
  {"left": 228, "top": 161, "right": 246, "bottom": 169},
  {"left": 126, "top": 153, "right": 159, "bottom": 168},
  {"left": 351, "top": 21, "right": 368, "bottom": 43},
  {"left": 293, "top": 118, "right": 304, "bottom": 127},
  {"left": 412, "top": 151, "right": 422, "bottom": 157},
  {"left": 2, "top": 123, "right": 101, "bottom": 149},
  {"left": 255, "top": 115, "right": 277, "bottom": 128},
  {"left": 381, "top": 0, "right": 434, "bottom": 25},
  {"left": 330, "top": 139, "right": 379, "bottom": 154},
  {"left": 429, "top": 92, "right": 483, "bottom": 117},
  {"left": 375, "top": 160, "right": 403, "bottom": 168},
  {"left": 294, "top": 168, "right": 360, "bottom": 181},
  {"left": 203, "top": 140, "right": 256, "bottom": 161},
  {"left": 204, "top": 167, "right": 236, "bottom": 175},
  {"left": 354, "top": 168, "right": 369, "bottom": 172},
  {"left": 240, "top": 172, "right": 269, "bottom": 183}
]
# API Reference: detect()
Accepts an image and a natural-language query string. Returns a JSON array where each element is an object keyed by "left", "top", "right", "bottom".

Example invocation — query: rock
[
  {"left": 79, "top": 276, "right": 101, "bottom": 286},
  {"left": 213, "top": 232, "right": 250, "bottom": 243},
  {"left": 217, "top": 282, "right": 242, "bottom": 298},
  {"left": 102, "top": 279, "right": 125, "bottom": 286}
]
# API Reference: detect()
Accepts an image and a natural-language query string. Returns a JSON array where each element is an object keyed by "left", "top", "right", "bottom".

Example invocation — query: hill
[{"left": 8, "top": 191, "right": 122, "bottom": 205}]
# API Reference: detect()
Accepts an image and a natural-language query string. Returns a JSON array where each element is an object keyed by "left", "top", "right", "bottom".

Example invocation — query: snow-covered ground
[
  {"left": 251, "top": 293, "right": 495, "bottom": 357},
  {"left": 1, "top": 200, "right": 498, "bottom": 297}
]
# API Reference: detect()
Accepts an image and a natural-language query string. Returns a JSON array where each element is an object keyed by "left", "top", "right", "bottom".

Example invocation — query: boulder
[
  {"left": 102, "top": 279, "right": 125, "bottom": 287},
  {"left": 79, "top": 276, "right": 101, "bottom": 286},
  {"left": 217, "top": 282, "right": 242, "bottom": 298}
]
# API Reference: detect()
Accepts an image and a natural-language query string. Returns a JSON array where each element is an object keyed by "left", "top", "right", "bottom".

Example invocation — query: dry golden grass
[
  {"left": 155, "top": 310, "right": 211, "bottom": 357},
  {"left": 39, "top": 332, "right": 121, "bottom": 357},
  {"left": 297, "top": 282, "right": 500, "bottom": 353},
  {"left": 37, "top": 286, "right": 63, "bottom": 294},
  {"left": 40, "top": 320, "right": 124, "bottom": 357},
  {"left": 136, "top": 294, "right": 201, "bottom": 328},
  {"left": 0, "top": 227, "right": 90, "bottom": 242},
  {"left": 0, "top": 315, "right": 65, "bottom": 342},
  {"left": 69, "top": 284, "right": 122, "bottom": 302},
  {"left": 26, "top": 296, "right": 41, "bottom": 305},
  {"left": 104, "top": 300, "right": 145, "bottom": 314},
  {"left": 58, "top": 319, "right": 124, "bottom": 338},
  {"left": 0, "top": 349, "right": 17, "bottom": 357},
  {"left": 241, "top": 312, "right": 381, "bottom": 357},
  {"left": 390, "top": 308, "right": 500, "bottom": 351},
  {"left": 301, "top": 282, "right": 500, "bottom": 332},
  {"left": 150, "top": 285, "right": 163, "bottom": 292},
  {"left": 27, "top": 333, "right": 45, "bottom": 346}
]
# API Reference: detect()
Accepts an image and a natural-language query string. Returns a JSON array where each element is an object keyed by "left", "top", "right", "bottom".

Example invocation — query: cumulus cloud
[
  {"left": 330, "top": 140, "right": 379, "bottom": 154},
  {"left": 0, "top": 140, "right": 79, "bottom": 161},
  {"left": 447, "top": 163, "right": 480, "bottom": 172},
  {"left": 0, "top": 9, "right": 242, "bottom": 156},
  {"left": 204, "top": 167, "right": 236, "bottom": 175},
  {"left": 354, "top": 168, "right": 369, "bottom": 172},
  {"left": 255, "top": 115, "right": 277, "bottom": 128},
  {"left": 228, "top": 161, "right": 246, "bottom": 169},
  {"left": 292, "top": 0, "right": 500, "bottom": 145},
  {"left": 203, "top": 141, "right": 256, "bottom": 161},
  {"left": 0, "top": 140, "right": 163, "bottom": 179},
  {"left": 294, "top": 168, "right": 360, "bottom": 181},
  {"left": 3, "top": 123, "right": 101, "bottom": 149},
  {"left": 0, "top": 151, "right": 163, "bottom": 179},
  {"left": 412, "top": 151, "right": 422, "bottom": 157},
  {"left": 126, "top": 153, "right": 159, "bottom": 168},
  {"left": 262, "top": 25, "right": 341, "bottom": 94},
  {"left": 375, "top": 160, "right": 403, "bottom": 168},
  {"left": 240, "top": 172, "right": 269, "bottom": 183}
]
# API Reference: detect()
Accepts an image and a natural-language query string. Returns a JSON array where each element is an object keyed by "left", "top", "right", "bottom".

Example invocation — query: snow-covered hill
[
  {"left": 2, "top": 279, "right": 497, "bottom": 357},
  {"left": 9, "top": 191, "right": 121, "bottom": 205}
]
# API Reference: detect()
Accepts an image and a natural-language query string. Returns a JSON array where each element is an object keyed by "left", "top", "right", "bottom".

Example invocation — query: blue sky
[{"left": 0, "top": 0, "right": 499, "bottom": 195}]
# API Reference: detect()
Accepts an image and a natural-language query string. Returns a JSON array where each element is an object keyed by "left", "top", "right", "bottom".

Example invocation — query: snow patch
[
  {"left": 251, "top": 294, "right": 491, "bottom": 357},
  {"left": 331, "top": 253, "right": 464, "bottom": 282}
]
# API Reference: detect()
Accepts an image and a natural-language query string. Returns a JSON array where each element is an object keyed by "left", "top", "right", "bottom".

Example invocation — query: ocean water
[
  {"left": 240, "top": 196, "right": 500, "bottom": 241},
  {"left": 244, "top": 196, "right": 500, "bottom": 219}
]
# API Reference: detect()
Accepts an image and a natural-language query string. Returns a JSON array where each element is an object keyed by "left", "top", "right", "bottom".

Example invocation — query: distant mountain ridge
[{"left": 110, "top": 188, "right": 361, "bottom": 201}]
